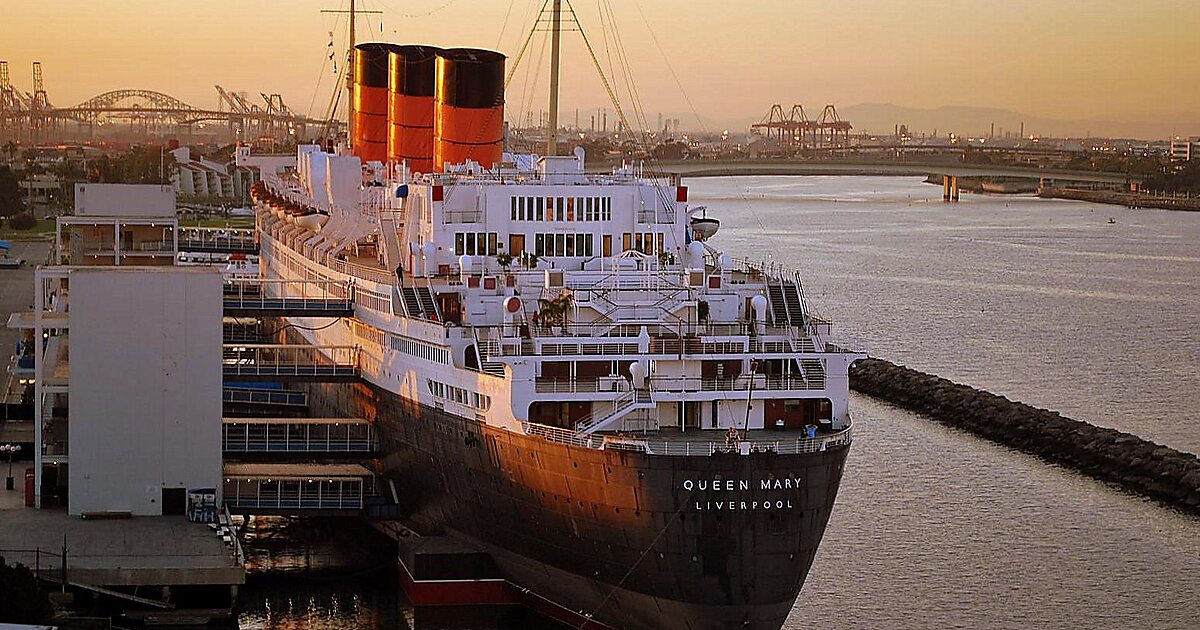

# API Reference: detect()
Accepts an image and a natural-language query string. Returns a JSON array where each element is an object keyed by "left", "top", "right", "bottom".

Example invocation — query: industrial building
[
  {"left": 1169, "top": 136, "right": 1199, "bottom": 161},
  {"left": 9, "top": 184, "right": 223, "bottom": 516}
]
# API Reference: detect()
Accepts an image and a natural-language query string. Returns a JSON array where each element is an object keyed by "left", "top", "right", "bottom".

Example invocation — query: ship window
[
  {"left": 536, "top": 197, "right": 544, "bottom": 221},
  {"left": 488, "top": 233, "right": 498, "bottom": 255},
  {"left": 455, "top": 232, "right": 465, "bottom": 255},
  {"left": 511, "top": 196, "right": 517, "bottom": 221},
  {"left": 603, "top": 197, "right": 611, "bottom": 221},
  {"left": 584, "top": 234, "right": 594, "bottom": 257},
  {"left": 622, "top": 232, "right": 632, "bottom": 253},
  {"left": 535, "top": 233, "right": 545, "bottom": 256},
  {"left": 567, "top": 197, "right": 575, "bottom": 222},
  {"left": 566, "top": 233, "right": 576, "bottom": 256}
]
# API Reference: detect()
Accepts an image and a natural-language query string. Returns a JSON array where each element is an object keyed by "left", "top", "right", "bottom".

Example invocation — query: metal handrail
[{"left": 521, "top": 421, "right": 852, "bottom": 456}]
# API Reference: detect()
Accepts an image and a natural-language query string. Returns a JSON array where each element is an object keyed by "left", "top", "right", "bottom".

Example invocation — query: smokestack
[
  {"left": 352, "top": 43, "right": 394, "bottom": 163},
  {"left": 388, "top": 45, "right": 440, "bottom": 174},
  {"left": 433, "top": 48, "right": 506, "bottom": 171}
]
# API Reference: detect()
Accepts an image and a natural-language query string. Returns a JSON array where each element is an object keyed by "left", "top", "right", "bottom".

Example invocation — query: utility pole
[{"left": 546, "top": 0, "right": 562, "bottom": 156}]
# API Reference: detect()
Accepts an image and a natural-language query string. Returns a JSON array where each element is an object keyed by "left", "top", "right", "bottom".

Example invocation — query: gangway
[
  {"left": 177, "top": 227, "right": 259, "bottom": 254},
  {"left": 223, "top": 278, "right": 353, "bottom": 317},
  {"left": 222, "top": 417, "right": 377, "bottom": 454},
  {"left": 222, "top": 463, "right": 371, "bottom": 515},
  {"left": 222, "top": 344, "right": 359, "bottom": 382},
  {"left": 222, "top": 387, "right": 308, "bottom": 417}
]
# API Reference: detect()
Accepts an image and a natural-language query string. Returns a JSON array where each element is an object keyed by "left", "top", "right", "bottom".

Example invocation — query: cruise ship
[{"left": 241, "top": 7, "right": 863, "bottom": 629}]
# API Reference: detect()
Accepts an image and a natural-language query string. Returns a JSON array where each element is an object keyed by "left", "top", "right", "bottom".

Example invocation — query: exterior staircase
[
  {"left": 574, "top": 389, "right": 654, "bottom": 435},
  {"left": 415, "top": 286, "right": 440, "bottom": 322},
  {"left": 399, "top": 287, "right": 422, "bottom": 318},
  {"left": 781, "top": 282, "right": 806, "bottom": 326},
  {"left": 766, "top": 283, "right": 789, "bottom": 325}
]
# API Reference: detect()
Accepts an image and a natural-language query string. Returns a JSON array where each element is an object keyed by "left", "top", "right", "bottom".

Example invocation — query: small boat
[
  {"left": 688, "top": 206, "right": 720, "bottom": 241},
  {"left": 1108, "top": 218, "right": 1117, "bottom": 224}
]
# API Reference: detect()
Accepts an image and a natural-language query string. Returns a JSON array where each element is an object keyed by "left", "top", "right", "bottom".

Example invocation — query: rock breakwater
[{"left": 849, "top": 358, "right": 1200, "bottom": 515}]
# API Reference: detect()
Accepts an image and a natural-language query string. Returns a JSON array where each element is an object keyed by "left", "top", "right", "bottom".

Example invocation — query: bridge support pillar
[
  {"left": 943, "top": 175, "right": 951, "bottom": 202},
  {"left": 951, "top": 176, "right": 959, "bottom": 202}
]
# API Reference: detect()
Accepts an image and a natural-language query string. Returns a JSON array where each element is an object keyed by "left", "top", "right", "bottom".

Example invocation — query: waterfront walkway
[{"left": 0, "top": 490, "right": 244, "bottom": 588}]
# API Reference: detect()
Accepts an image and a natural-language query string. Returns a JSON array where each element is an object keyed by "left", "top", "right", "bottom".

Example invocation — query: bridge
[
  {"left": 1, "top": 60, "right": 342, "bottom": 142},
  {"left": 645, "top": 159, "right": 1132, "bottom": 185},
  {"left": 222, "top": 344, "right": 360, "bottom": 382}
]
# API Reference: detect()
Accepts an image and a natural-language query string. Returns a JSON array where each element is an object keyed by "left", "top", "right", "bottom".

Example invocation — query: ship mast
[
  {"left": 347, "top": 0, "right": 356, "bottom": 147},
  {"left": 546, "top": 0, "right": 562, "bottom": 156}
]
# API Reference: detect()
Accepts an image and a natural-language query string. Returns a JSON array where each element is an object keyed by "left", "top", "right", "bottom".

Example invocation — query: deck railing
[{"left": 521, "top": 421, "right": 852, "bottom": 456}]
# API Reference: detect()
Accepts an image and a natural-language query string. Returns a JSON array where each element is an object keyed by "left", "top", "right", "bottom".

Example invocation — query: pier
[{"left": 849, "top": 358, "right": 1200, "bottom": 514}]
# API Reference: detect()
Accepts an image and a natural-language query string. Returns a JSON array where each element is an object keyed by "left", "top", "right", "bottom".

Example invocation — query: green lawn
[{"left": 0, "top": 218, "right": 57, "bottom": 241}]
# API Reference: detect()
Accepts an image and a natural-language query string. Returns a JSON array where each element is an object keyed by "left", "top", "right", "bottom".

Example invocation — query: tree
[
  {"left": 0, "top": 166, "right": 24, "bottom": 218},
  {"left": 0, "top": 557, "right": 53, "bottom": 624},
  {"left": 1, "top": 141, "right": 16, "bottom": 163}
]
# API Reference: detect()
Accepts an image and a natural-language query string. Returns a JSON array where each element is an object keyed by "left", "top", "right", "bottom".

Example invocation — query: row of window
[
  {"left": 624, "top": 232, "right": 667, "bottom": 255},
  {"left": 353, "top": 317, "right": 450, "bottom": 365},
  {"left": 535, "top": 232, "right": 595, "bottom": 258},
  {"left": 510, "top": 196, "right": 613, "bottom": 222},
  {"left": 391, "top": 334, "right": 450, "bottom": 365},
  {"left": 454, "top": 232, "right": 499, "bottom": 256},
  {"left": 427, "top": 379, "right": 492, "bottom": 411}
]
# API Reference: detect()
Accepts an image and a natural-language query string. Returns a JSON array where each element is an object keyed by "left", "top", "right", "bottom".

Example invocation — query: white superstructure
[{"left": 249, "top": 144, "right": 861, "bottom": 453}]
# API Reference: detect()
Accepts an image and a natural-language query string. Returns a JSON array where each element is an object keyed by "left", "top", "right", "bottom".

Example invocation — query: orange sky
[{"left": 2, "top": 0, "right": 1197, "bottom": 135}]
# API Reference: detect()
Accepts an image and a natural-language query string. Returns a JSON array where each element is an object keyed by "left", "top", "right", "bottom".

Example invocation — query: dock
[{"left": 0, "top": 489, "right": 244, "bottom": 597}]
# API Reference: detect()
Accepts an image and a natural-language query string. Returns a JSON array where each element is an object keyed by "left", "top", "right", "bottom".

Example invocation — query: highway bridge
[{"left": 642, "top": 159, "right": 1132, "bottom": 184}]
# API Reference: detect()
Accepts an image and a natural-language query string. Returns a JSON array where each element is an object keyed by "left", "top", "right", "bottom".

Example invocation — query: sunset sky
[{"left": 2, "top": 0, "right": 1196, "bottom": 136}]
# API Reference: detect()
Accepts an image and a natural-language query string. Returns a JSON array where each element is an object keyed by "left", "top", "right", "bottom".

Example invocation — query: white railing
[{"left": 521, "top": 422, "right": 853, "bottom": 456}]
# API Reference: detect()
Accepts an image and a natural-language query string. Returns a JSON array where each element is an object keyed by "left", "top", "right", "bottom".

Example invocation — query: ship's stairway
[
  {"left": 415, "top": 286, "right": 440, "bottom": 321},
  {"left": 480, "top": 358, "right": 506, "bottom": 377},
  {"left": 799, "top": 358, "right": 825, "bottom": 388},
  {"left": 472, "top": 339, "right": 507, "bottom": 377},
  {"left": 781, "top": 282, "right": 806, "bottom": 326},
  {"left": 399, "top": 287, "right": 422, "bottom": 318},
  {"left": 574, "top": 389, "right": 655, "bottom": 435},
  {"left": 766, "top": 283, "right": 789, "bottom": 325},
  {"left": 377, "top": 211, "right": 404, "bottom": 271}
]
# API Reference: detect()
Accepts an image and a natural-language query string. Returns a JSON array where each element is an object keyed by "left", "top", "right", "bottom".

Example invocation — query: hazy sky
[{"left": 2, "top": 0, "right": 1197, "bottom": 134}]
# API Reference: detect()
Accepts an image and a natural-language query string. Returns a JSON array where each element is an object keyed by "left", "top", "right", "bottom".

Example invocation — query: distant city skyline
[{"left": 2, "top": 0, "right": 1196, "bottom": 138}]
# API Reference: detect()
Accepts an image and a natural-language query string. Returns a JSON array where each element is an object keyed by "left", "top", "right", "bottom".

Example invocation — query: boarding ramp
[
  {"left": 222, "top": 463, "right": 372, "bottom": 515},
  {"left": 222, "top": 387, "right": 308, "bottom": 417},
  {"left": 222, "top": 344, "right": 359, "bottom": 382},
  {"left": 222, "top": 417, "right": 377, "bottom": 454},
  {"left": 178, "top": 227, "right": 258, "bottom": 254},
  {"left": 223, "top": 278, "right": 353, "bottom": 317}
]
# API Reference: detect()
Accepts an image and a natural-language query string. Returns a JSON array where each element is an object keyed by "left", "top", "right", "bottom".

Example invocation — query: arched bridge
[{"left": 54, "top": 88, "right": 329, "bottom": 128}]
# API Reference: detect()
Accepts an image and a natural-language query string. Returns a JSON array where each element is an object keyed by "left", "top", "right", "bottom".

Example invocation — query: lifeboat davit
[{"left": 295, "top": 212, "right": 329, "bottom": 231}]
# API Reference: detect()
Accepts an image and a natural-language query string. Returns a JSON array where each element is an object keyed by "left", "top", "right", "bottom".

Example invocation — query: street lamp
[{"left": 0, "top": 443, "right": 19, "bottom": 491}]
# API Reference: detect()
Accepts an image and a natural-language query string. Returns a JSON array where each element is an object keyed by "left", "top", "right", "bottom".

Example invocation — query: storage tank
[
  {"left": 353, "top": 42, "right": 394, "bottom": 163},
  {"left": 434, "top": 48, "right": 505, "bottom": 171},
  {"left": 388, "top": 45, "right": 440, "bottom": 174}
]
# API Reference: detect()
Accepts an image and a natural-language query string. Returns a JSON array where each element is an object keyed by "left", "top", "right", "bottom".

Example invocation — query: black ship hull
[{"left": 303, "top": 377, "right": 850, "bottom": 630}]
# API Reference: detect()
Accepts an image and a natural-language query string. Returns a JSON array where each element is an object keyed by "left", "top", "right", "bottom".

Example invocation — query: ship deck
[{"left": 523, "top": 422, "right": 852, "bottom": 457}]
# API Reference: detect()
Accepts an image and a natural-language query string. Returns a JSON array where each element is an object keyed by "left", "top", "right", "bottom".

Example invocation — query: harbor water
[{"left": 238, "top": 176, "right": 1200, "bottom": 629}]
